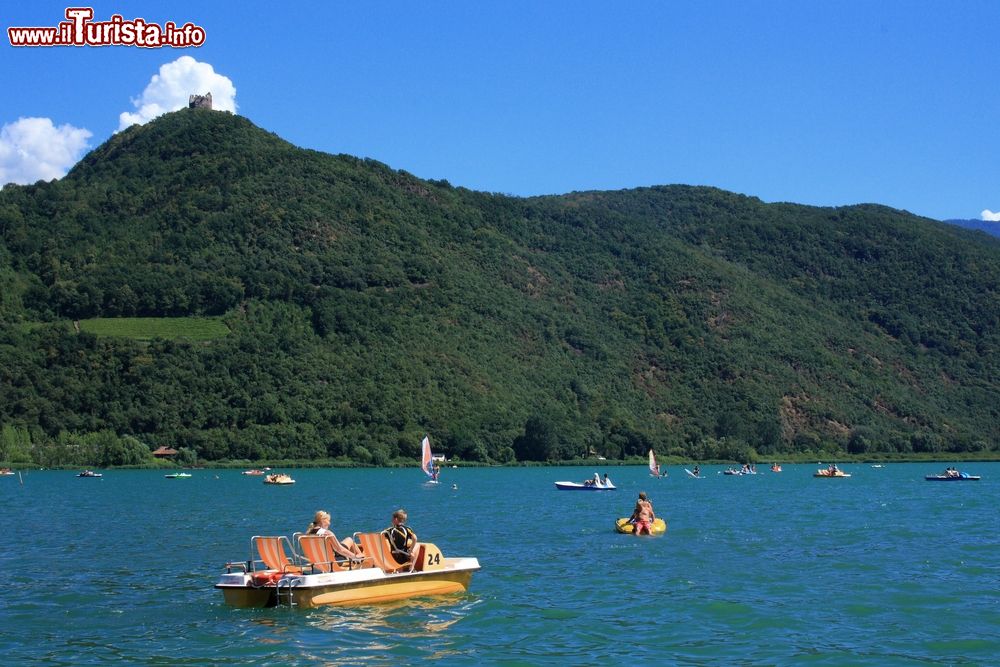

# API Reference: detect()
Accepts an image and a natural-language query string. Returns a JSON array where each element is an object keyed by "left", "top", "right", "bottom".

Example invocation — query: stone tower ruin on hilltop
[{"left": 188, "top": 92, "right": 212, "bottom": 110}]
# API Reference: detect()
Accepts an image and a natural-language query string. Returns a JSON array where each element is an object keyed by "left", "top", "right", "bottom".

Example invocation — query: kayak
[{"left": 615, "top": 518, "right": 667, "bottom": 535}]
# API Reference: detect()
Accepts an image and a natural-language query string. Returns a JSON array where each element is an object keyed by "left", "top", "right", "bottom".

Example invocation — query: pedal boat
[
  {"left": 554, "top": 480, "right": 616, "bottom": 491},
  {"left": 814, "top": 468, "right": 851, "bottom": 478},
  {"left": 925, "top": 473, "right": 980, "bottom": 481},
  {"left": 263, "top": 473, "right": 295, "bottom": 485},
  {"left": 216, "top": 534, "right": 480, "bottom": 608},
  {"left": 614, "top": 517, "right": 667, "bottom": 535}
]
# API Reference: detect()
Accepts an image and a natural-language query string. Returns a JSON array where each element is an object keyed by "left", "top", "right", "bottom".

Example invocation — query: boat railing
[{"left": 222, "top": 559, "right": 250, "bottom": 574}]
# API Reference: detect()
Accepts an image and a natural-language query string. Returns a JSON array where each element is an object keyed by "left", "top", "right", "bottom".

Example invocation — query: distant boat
[
  {"left": 77, "top": 470, "right": 102, "bottom": 478},
  {"left": 648, "top": 449, "right": 662, "bottom": 477},
  {"left": 925, "top": 468, "right": 979, "bottom": 481},
  {"left": 421, "top": 435, "right": 439, "bottom": 483},
  {"left": 555, "top": 473, "right": 616, "bottom": 490},
  {"left": 0, "top": 467, "right": 15, "bottom": 476},
  {"left": 165, "top": 472, "right": 192, "bottom": 479},
  {"left": 925, "top": 473, "right": 980, "bottom": 481},
  {"left": 555, "top": 480, "right": 617, "bottom": 491},
  {"left": 263, "top": 473, "right": 295, "bottom": 485}
]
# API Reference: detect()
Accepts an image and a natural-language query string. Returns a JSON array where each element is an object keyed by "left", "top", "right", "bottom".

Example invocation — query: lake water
[{"left": 2, "top": 463, "right": 997, "bottom": 665}]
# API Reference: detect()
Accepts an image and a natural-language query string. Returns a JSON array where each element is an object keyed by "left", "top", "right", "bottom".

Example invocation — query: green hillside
[
  {"left": 77, "top": 317, "right": 229, "bottom": 341},
  {"left": 1, "top": 109, "right": 997, "bottom": 466}
]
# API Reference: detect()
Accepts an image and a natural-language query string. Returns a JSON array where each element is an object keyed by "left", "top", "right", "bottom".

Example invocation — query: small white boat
[
  {"left": 555, "top": 473, "right": 616, "bottom": 491},
  {"left": 165, "top": 472, "right": 192, "bottom": 479},
  {"left": 77, "top": 470, "right": 102, "bottom": 478},
  {"left": 263, "top": 473, "right": 295, "bottom": 485}
]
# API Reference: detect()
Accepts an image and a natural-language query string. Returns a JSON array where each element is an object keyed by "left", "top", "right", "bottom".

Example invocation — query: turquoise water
[{"left": 2, "top": 463, "right": 997, "bottom": 665}]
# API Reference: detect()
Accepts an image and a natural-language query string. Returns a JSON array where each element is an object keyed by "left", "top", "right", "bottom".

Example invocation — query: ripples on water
[{"left": 2, "top": 464, "right": 997, "bottom": 665}]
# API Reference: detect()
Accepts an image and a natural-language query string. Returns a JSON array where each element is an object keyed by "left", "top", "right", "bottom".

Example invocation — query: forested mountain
[
  {"left": 1, "top": 109, "right": 998, "bottom": 466},
  {"left": 944, "top": 218, "right": 1000, "bottom": 239}
]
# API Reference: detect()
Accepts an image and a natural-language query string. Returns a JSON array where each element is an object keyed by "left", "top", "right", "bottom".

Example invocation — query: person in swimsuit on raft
[{"left": 629, "top": 492, "right": 655, "bottom": 536}]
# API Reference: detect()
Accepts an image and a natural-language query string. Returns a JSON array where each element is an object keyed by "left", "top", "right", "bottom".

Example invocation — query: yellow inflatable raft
[{"left": 615, "top": 517, "right": 667, "bottom": 535}]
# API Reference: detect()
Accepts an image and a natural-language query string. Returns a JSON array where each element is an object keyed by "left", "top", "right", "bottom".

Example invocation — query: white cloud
[
  {"left": 0, "top": 117, "right": 92, "bottom": 186},
  {"left": 118, "top": 56, "right": 237, "bottom": 130},
  {"left": 981, "top": 209, "right": 1000, "bottom": 222}
]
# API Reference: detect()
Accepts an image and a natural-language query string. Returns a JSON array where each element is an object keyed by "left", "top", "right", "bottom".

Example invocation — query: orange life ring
[{"left": 251, "top": 571, "right": 284, "bottom": 586}]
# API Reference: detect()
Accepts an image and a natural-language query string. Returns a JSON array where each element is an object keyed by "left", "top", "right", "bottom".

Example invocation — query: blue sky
[{"left": 2, "top": 1, "right": 998, "bottom": 222}]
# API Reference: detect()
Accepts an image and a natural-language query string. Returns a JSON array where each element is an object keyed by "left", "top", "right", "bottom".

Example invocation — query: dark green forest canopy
[{"left": 1, "top": 109, "right": 998, "bottom": 465}]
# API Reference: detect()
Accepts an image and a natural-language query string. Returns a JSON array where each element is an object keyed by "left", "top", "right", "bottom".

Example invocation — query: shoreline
[{"left": 5, "top": 453, "right": 998, "bottom": 472}]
